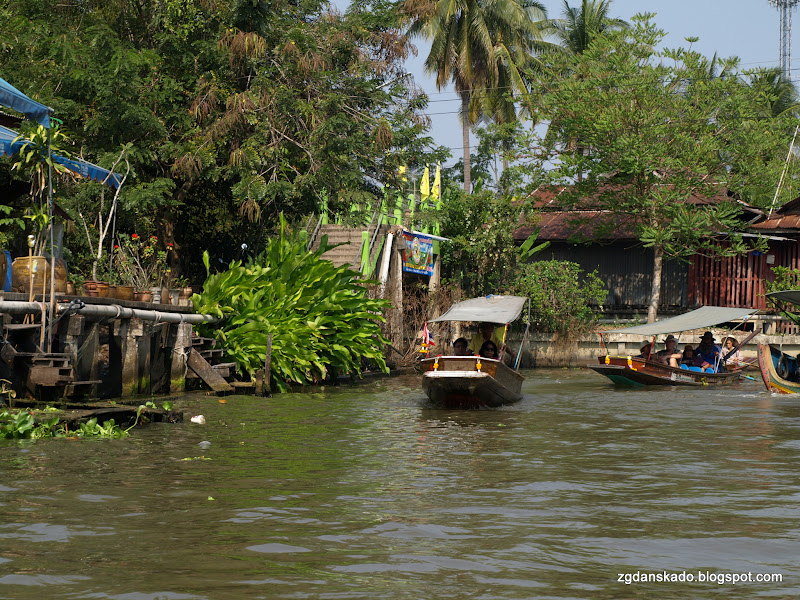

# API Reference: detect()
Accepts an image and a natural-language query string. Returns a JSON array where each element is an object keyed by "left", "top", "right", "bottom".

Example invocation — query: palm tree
[
  {"left": 748, "top": 66, "right": 800, "bottom": 118},
  {"left": 552, "top": 0, "right": 628, "bottom": 55},
  {"left": 406, "top": 0, "right": 552, "bottom": 192}
]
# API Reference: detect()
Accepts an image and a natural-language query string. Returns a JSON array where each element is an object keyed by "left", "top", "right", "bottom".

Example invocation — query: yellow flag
[
  {"left": 420, "top": 166, "right": 430, "bottom": 201},
  {"left": 431, "top": 163, "right": 441, "bottom": 200}
]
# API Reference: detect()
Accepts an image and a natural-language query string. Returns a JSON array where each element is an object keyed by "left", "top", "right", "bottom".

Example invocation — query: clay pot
[
  {"left": 11, "top": 256, "right": 67, "bottom": 294},
  {"left": 83, "top": 280, "right": 99, "bottom": 293},
  {"left": 179, "top": 286, "right": 193, "bottom": 299},
  {"left": 96, "top": 282, "right": 110, "bottom": 297},
  {"left": 134, "top": 290, "right": 154, "bottom": 302},
  {"left": 66, "top": 281, "right": 76, "bottom": 295},
  {"left": 115, "top": 285, "right": 134, "bottom": 301}
]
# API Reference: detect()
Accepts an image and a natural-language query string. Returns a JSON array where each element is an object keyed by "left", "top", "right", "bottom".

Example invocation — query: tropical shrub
[
  {"left": 512, "top": 260, "right": 607, "bottom": 335},
  {"left": 193, "top": 216, "right": 390, "bottom": 392}
]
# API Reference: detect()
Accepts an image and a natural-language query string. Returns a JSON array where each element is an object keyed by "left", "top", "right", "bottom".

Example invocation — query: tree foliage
[
  {"left": 524, "top": 14, "right": 795, "bottom": 321},
  {"left": 512, "top": 260, "right": 606, "bottom": 334},
  {"left": 0, "top": 0, "right": 441, "bottom": 279}
]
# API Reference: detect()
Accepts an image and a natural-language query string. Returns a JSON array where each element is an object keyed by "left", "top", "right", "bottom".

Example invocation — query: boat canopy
[
  {"left": 766, "top": 290, "right": 800, "bottom": 306},
  {"left": 603, "top": 306, "right": 758, "bottom": 336},
  {"left": 430, "top": 295, "right": 528, "bottom": 324}
]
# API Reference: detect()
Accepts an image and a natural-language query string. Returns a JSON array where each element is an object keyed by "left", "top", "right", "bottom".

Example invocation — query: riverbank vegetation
[
  {"left": 0, "top": 1, "right": 798, "bottom": 380},
  {"left": 193, "top": 216, "right": 389, "bottom": 391}
]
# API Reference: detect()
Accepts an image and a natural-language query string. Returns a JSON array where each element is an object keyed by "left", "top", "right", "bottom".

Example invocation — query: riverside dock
[{"left": 0, "top": 293, "right": 266, "bottom": 404}]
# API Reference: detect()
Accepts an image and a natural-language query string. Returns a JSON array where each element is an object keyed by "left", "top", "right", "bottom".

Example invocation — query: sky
[{"left": 404, "top": 0, "right": 785, "bottom": 166}]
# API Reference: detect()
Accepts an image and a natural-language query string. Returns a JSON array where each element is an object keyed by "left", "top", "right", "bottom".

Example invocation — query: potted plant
[{"left": 114, "top": 233, "right": 167, "bottom": 302}]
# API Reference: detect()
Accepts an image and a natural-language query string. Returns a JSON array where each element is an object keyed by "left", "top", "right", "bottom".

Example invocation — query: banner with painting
[{"left": 402, "top": 231, "right": 433, "bottom": 276}]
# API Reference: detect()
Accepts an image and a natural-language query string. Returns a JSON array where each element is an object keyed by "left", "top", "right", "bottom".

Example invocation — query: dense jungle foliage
[{"left": 0, "top": 0, "right": 447, "bottom": 280}]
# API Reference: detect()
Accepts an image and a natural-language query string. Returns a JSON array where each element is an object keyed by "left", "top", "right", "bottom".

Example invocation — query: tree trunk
[
  {"left": 647, "top": 245, "right": 664, "bottom": 323},
  {"left": 460, "top": 91, "right": 471, "bottom": 193}
]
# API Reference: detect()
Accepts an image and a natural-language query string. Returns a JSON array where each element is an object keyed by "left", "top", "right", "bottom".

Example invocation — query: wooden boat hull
[
  {"left": 757, "top": 343, "right": 800, "bottom": 393},
  {"left": 419, "top": 356, "right": 524, "bottom": 408},
  {"left": 588, "top": 356, "right": 743, "bottom": 387}
]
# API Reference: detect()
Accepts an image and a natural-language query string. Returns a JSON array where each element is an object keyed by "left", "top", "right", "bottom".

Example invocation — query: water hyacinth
[{"left": 193, "top": 215, "right": 390, "bottom": 392}]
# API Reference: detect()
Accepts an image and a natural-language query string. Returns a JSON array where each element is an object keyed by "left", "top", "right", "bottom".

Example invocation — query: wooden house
[{"left": 515, "top": 185, "right": 790, "bottom": 314}]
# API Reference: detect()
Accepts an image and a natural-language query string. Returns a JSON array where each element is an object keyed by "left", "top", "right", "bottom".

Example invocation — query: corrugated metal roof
[{"left": 751, "top": 215, "right": 800, "bottom": 231}]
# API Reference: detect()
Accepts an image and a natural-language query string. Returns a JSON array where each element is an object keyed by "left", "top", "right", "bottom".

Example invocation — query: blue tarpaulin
[
  {"left": 0, "top": 125, "right": 121, "bottom": 189},
  {"left": 0, "top": 77, "right": 52, "bottom": 129}
]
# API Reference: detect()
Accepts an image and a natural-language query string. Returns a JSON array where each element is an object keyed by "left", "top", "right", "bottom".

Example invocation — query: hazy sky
[{"left": 404, "top": 0, "right": 785, "bottom": 165}]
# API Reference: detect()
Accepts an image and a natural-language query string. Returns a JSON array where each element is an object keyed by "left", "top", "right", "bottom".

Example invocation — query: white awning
[
  {"left": 603, "top": 306, "right": 758, "bottom": 336},
  {"left": 430, "top": 295, "right": 528, "bottom": 324},
  {"left": 766, "top": 290, "right": 800, "bottom": 305}
]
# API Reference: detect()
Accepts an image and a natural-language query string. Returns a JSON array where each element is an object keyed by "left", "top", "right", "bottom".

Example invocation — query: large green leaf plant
[{"left": 193, "top": 216, "right": 390, "bottom": 392}]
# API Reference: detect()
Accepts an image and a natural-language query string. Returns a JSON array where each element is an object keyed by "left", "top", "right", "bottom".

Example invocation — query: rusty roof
[
  {"left": 528, "top": 183, "right": 735, "bottom": 210},
  {"left": 750, "top": 214, "right": 800, "bottom": 231},
  {"left": 515, "top": 211, "right": 639, "bottom": 241}
]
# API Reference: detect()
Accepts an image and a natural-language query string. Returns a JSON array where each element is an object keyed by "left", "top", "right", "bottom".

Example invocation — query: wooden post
[
  {"left": 62, "top": 314, "right": 84, "bottom": 370},
  {"left": 429, "top": 253, "right": 441, "bottom": 294},
  {"left": 137, "top": 320, "right": 152, "bottom": 395},
  {"left": 169, "top": 322, "right": 192, "bottom": 394},
  {"left": 264, "top": 332, "right": 272, "bottom": 396},
  {"left": 115, "top": 318, "right": 143, "bottom": 397},
  {"left": 75, "top": 321, "right": 100, "bottom": 386},
  {"left": 389, "top": 234, "right": 404, "bottom": 349}
]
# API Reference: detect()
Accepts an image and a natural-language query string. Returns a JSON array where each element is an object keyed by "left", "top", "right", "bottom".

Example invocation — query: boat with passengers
[
  {"left": 418, "top": 295, "right": 529, "bottom": 408},
  {"left": 588, "top": 306, "right": 758, "bottom": 387}
]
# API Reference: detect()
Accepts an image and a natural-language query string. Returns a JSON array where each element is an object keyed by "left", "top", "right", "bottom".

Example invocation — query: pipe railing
[{"left": 0, "top": 300, "right": 218, "bottom": 325}]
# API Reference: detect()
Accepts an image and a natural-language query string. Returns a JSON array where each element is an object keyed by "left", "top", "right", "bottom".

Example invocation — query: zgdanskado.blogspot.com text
[{"left": 618, "top": 571, "right": 783, "bottom": 585}]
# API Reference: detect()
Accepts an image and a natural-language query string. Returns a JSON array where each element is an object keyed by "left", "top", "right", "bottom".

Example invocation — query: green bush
[
  {"left": 512, "top": 260, "right": 606, "bottom": 335},
  {"left": 193, "top": 215, "right": 390, "bottom": 392}
]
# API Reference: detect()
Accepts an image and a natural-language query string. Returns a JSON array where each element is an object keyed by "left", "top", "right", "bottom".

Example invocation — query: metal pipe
[{"left": 0, "top": 301, "right": 218, "bottom": 324}]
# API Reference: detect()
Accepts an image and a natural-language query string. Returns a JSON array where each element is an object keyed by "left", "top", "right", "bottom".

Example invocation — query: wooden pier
[{"left": 0, "top": 293, "right": 266, "bottom": 404}]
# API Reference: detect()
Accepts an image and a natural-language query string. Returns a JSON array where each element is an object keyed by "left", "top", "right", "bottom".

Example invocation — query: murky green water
[{"left": 1, "top": 369, "right": 799, "bottom": 599}]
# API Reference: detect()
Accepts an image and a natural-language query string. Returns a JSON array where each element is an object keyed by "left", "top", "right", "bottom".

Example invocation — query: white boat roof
[
  {"left": 603, "top": 306, "right": 758, "bottom": 336},
  {"left": 430, "top": 295, "right": 528, "bottom": 324},
  {"left": 766, "top": 290, "right": 800, "bottom": 305}
]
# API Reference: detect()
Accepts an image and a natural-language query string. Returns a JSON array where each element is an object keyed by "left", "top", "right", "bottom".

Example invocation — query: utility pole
[{"left": 769, "top": 0, "right": 800, "bottom": 78}]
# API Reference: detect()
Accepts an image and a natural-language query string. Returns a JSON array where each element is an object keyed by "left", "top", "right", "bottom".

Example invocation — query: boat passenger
[
  {"left": 693, "top": 331, "right": 721, "bottom": 370},
  {"left": 681, "top": 345, "right": 695, "bottom": 365},
  {"left": 478, "top": 340, "right": 499, "bottom": 359},
  {"left": 452, "top": 337, "right": 472, "bottom": 356},
  {"left": 469, "top": 322, "right": 504, "bottom": 356},
  {"left": 722, "top": 336, "right": 742, "bottom": 369},
  {"left": 636, "top": 343, "right": 652, "bottom": 359},
  {"left": 655, "top": 334, "right": 682, "bottom": 367}
]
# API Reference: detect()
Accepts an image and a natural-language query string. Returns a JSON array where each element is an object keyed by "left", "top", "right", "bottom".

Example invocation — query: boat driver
[
  {"left": 452, "top": 337, "right": 472, "bottom": 356},
  {"left": 469, "top": 322, "right": 504, "bottom": 356}
]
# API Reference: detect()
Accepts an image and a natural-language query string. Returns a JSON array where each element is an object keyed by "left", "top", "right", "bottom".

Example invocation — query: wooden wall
[
  {"left": 689, "top": 241, "right": 800, "bottom": 310},
  {"left": 533, "top": 242, "right": 688, "bottom": 309}
]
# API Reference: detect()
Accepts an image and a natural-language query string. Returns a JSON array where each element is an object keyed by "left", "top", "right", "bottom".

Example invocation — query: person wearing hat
[
  {"left": 655, "top": 334, "right": 682, "bottom": 367},
  {"left": 694, "top": 331, "right": 721, "bottom": 370}
]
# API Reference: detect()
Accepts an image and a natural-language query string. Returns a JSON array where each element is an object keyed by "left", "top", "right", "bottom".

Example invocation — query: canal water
[{"left": 1, "top": 368, "right": 799, "bottom": 599}]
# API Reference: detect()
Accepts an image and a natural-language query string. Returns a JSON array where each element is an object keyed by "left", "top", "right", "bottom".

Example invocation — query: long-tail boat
[
  {"left": 418, "top": 295, "right": 529, "bottom": 408},
  {"left": 588, "top": 305, "right": 758, "bottom": 387},
  {"left": 758, "top": 290, "right": 800, "bottom": 393}
]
